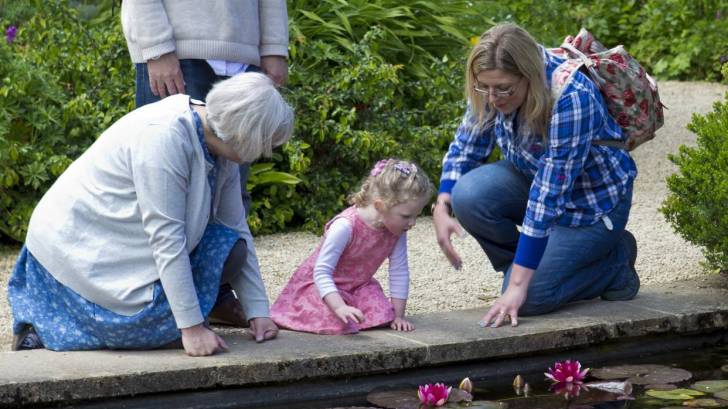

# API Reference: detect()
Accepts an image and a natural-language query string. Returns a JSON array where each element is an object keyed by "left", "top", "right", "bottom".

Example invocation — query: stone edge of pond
[{"left": 1, "top": 282, "right": 727, "bottom": 407}]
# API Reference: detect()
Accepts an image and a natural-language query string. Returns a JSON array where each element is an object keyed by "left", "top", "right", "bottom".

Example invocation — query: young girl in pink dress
[{"left": 271, "top": 159, "right": 434, "bottom": 334}]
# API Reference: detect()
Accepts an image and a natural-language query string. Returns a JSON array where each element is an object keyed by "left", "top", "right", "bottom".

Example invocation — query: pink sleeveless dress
[{"left": 270, "top": 206, "right": 399, "bottom": 334}]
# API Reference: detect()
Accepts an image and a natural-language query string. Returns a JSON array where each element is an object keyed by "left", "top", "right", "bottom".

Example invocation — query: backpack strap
[
  {"left": 551, "top": 56, "right": 630, "bottom": 151},
  {"left": 592, "top": 139, "right": 628, "bottom": 150}
]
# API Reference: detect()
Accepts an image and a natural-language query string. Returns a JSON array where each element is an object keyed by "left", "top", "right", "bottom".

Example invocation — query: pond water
[{"left": 323, "top": 343, "right": 728, "bottom": 409}]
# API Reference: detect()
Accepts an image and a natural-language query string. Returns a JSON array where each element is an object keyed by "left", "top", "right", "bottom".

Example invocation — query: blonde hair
[
  {"left": 465, "top": 23, "right": 552, "bottom": 138},
  {"left": 349, "top": 159, "right": 434, "bottom": 209},
  {"left": 206, "top": 72, "right": 294, "bottom": 163}
]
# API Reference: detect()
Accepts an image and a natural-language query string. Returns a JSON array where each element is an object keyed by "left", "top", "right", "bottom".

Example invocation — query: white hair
[{"left": 205, "top": 72, "right": 294, "bottom": 163}]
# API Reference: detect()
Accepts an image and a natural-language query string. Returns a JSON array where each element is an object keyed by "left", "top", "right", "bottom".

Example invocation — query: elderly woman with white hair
[{"left": 8, "top": 72, "right": 294, "bottom": 356}]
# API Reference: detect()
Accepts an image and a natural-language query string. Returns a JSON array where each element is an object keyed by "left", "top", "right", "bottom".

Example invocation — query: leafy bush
[
  {"left": 244, "top": 0, "right": 486, "bottom": 233},
  {"left": 0, "top": 0, "right": 133, "bottom": 241},
  {"left": 1, "top": 0, "right": 726, "bottom": 242},
  {"left": 248, "top": 27, "right": 466, "bottom": 234},
  {"left": 492, "top": 0, "right": 727, "bottom": 82},
  {"left": 661, "top": 94, "right": 728, "bottom": 272}
]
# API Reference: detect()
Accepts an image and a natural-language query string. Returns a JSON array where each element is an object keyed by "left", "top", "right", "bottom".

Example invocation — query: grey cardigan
[
  {"left": 121, "top": 0, "right": 289, "bottom": 64},
  {"left": 26, "top": 95, "right": 269, "bottom": 329}
]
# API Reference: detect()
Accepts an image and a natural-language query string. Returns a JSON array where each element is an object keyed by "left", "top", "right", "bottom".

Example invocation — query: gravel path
[{"left": 1, "top": 81, "right": 725, "bottom": 351}]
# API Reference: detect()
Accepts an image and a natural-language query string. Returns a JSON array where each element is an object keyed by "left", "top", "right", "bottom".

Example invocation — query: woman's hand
[
  {"left": 390, "top": 317, "right": 415, "bottom": 332},
  {"left": 432, "top": 194, "right": 463, "bottom": 269},
  {"left": 480, "top": 264, "right": 534, "bottom": 328},
  {"left": 181, "top": 324, "right": 228, "bottom": 356},
  {"left": 249, "top": 317, "right": 279, "bottom": 343}
]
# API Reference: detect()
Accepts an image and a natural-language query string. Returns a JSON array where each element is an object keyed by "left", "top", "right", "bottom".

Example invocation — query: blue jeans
[
  {"left": 135, "top": 59, "right": 256, "bottom": 213},
  {"left": 451, "top": 160, "right": 635, "bottom": 315}
]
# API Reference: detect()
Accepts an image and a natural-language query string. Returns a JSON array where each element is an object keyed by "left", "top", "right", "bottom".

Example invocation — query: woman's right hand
[
  {"left": 432, "top": 195, "right": 463, "bottom": 270},
  {"left": 181, "top": 324, "right": 229, "bottom": 357}
]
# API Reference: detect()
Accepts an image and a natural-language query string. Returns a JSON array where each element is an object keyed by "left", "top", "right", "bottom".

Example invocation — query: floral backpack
[{"left": 549, "top": 28, "right": 665, "bottom": 151}]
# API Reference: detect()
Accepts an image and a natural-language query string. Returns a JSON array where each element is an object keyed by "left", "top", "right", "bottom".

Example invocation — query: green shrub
[
  {"left": 1, "top": 0, "right": 726, "bottom": 242},
  {"left": 493, "top": 0, "right": 727, "bottom": 83},
  {"left": 248, "top": 27, "right": 466, "bottom": 234},
  {"left": 0, "top": 0, "right": 133, "bottom": 241},
  {"left": 661, "top": 94, "right": 728, "bottom": 272}
]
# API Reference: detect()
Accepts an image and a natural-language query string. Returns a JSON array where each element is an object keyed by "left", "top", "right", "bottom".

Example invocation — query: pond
[{"left": 321, "top": 343, "right": 728, "bottom": 409}]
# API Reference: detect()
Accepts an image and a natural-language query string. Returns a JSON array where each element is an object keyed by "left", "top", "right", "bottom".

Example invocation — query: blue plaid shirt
[{"left": 440, "top": 47, "right": 637, "bottom": 243}]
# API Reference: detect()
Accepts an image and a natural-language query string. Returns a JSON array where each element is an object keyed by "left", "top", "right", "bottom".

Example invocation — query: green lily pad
[
  {"left": 645, "top": 384, "right": 677, "bottom": 391},
  {"left": 681, "top": 398, "right": 728, "bottom": 407},
  {"left": 691, "top": 380, "right": 728, "bottom": 393},
  {"left": 646, "top": 388, "right": 705, "bottom": 400},
  {"left": 591, "top": 364, "right": 692, "bottom": 385},
  {"left": 717, "top": 391, "right": 728, "bottom": 400},
  {"left": 723, "top": 364, "right": 728, "bottom": 373},
  {"left": 443, "top": 401, "right": 507, "bottom": 409},
  {"left": 366, "top": 389, "right": 420, "bottom": 409},
  {"left": 366, "top": 388, "right": 474, "bottom": 409}
]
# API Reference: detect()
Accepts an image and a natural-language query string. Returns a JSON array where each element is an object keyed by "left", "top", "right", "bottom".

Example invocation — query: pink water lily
[
  {"left": 417, "top": 383, "right": 451, "bottom": 407},
  {"left": 545, "top": 360, "right": 590, "bottom": 384}
]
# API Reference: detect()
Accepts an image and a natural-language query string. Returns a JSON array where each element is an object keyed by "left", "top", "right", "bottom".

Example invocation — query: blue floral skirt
[{"left": 8, "top": 223, "right": 240, "bottom": 351}]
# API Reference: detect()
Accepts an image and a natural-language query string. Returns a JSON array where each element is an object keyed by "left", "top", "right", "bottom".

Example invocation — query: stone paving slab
[{"left": 1, "top": 281, "right": 727, "bottom": 407}]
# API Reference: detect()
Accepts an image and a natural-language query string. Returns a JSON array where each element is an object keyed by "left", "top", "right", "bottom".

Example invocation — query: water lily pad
[
  {"left": 682, "top": 398, "right": 728, "bottom": 407},
  {"left": 717, "top": 391, "right": 728, "bottom": 400},
  {"left": 366, "top": 388, "right": 473, "bottom": 409},
  {"left": 585, "top": 380, "right": 633, "bottom": 395},
  {"left": 691, "top": 380, "right": 728, "bottom": 393},
  {"left": 646, "top": 388, "right": 705, "bottom": 400},
  {"left": 366, "top": 389, "right": 420, "bottom": 409},
  {"left": 723, "top": 364, "right": 728, "bottom": 373},
  {"left": 645, "top": 384, "right": 677, "bottom": 391},
  {"left": 591, "top": 365, "right": 692, "bottom": 385},
  {"left": 443, "top": 401, "right": 507, "bottom": 409}
]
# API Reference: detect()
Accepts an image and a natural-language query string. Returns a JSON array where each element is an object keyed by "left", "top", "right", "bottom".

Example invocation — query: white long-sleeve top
[
  {"left": 25, "top": 95, "right": 269, "bottom": 329},
  {"left": 313, "top": 218, "right": 409, "bottom": 300}
]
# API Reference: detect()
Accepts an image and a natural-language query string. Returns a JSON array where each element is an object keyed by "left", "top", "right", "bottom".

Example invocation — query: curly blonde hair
[{"left": 348, "top": 159, "right": 434, "bottom": 209}]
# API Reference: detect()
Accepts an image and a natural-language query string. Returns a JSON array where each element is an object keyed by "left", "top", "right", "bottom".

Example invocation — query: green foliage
[
  {"left": 246, "top": 0, "right": 484, "bottom": 234},
  {"left": 289, "top": 0, "right": 491, "bottom": 77},
  {"left": 486, "top": 0, "right": 727, "bottom": 82},
  {"left": 661, "top": 94, "right": 728, "bottom": 272},
  {"left": 0, "top": 0, "right": 726, "bottom": 242},
  {"left": 249, "top": 26, "right": 466, "bottom": 233},
  {"left": 0, "top": 0, "right": 133, "bottom": 241}
]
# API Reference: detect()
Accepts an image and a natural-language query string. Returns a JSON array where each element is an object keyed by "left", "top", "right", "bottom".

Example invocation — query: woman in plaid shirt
[{"left": 432, "top": 23, "right": 639, "bottom": 328}]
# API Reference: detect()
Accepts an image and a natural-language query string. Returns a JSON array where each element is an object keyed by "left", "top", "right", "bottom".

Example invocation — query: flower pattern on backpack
[{"left": 549, "top": 28, "right": 665, "bottom": 151}]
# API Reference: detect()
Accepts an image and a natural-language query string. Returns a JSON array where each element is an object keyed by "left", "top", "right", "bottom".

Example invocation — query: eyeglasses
[{"left": 473, "top": 78, "right": 522, "bottom": 99}]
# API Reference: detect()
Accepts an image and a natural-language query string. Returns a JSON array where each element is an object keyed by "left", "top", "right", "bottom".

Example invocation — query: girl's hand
[
  {"left": 334, "top": 305, "right": 365, "bottom": 325},
  {"left": 249, "top": 317, "right": 279, "bottom": 343},
  {"left": 390, "top": 317, "right": 415, "bottom": 332},
  {"left": 181, "top": 324, "right": 228, "bottom": 356},
  {"left": 432, "top": 195, "right": 463, "bottom": 270}
]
